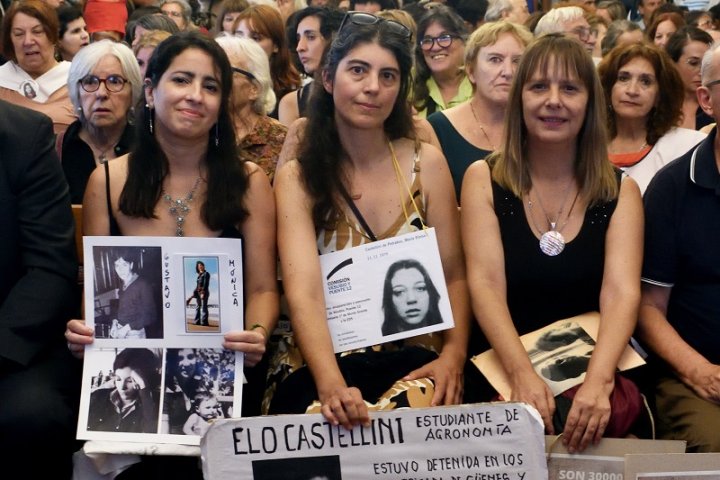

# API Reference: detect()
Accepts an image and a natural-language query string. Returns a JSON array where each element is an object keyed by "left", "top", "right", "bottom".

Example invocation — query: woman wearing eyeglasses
[
  {"left": 411, "top": 5, "right": 471, "bottom": 119},
  {"left": 665, "top": 26, "right": 714, "bottom": 130},
  {"left": 61, "top": 40, "right": 141, "bottom": 204},
  {"left": 427, "top": 21, "right": 533, "bottom": 203},
  {"left": 216, "top": 35, "right": 287, "bottom": 183},
  {"left": 271, "top": 11, "right": 469, "bottom": 428}
]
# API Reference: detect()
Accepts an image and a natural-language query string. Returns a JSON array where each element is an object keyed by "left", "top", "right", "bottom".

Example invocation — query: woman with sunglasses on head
[
  {"left": 412, "top": 5, "right": 471, "bottom": 119},
  {"left": 65, "top": 32, "right": 278, "bottom": 477},
  {"left": 270, "top": 11, "right": 469, "bottom": 428},
  {"left": 666, "top": 26, "right": 714, "bottom": 130},
  {"left": 60, "top": 40, "right": 141, "bottom": 205},
  {"left": 462, "top": 34, "right": 644, "bottom": 453}
]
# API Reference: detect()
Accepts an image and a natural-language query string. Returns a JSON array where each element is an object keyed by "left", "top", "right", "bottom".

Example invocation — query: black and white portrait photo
[
  {"left": 252, "top": 455, "right": 342, "bottom": 480},
  {"left": 381, "top": 259, "right": 443, "bottom": 336},
  {"left": 86, "top": 348, "right": 162, "bottom": 434},
  {"left": 528, "top": 322, "right": 596, "bottom": 390},
  {"left": 92, "top": 246, "right": 163, "bottom": 339}
]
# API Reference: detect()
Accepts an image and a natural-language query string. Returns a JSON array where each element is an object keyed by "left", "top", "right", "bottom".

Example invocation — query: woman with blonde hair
[
  {"left": 428, "top": 20, "right": 533, "bottom": 202},
  {"left": 462, "top": 34, "right": 644, "bottom": 453}
]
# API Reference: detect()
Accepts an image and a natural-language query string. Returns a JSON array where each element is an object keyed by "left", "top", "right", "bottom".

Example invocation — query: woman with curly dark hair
[
  {"left": 598, "top": 42, "right": 706, "bottom": 193},
  {"left": 411, "top": 5, "right": 471, "bottom": 118}
]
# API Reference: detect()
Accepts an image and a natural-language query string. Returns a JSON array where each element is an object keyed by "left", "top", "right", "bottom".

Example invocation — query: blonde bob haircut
[
  {"left": 489, "top": 33, "right": 618, "bottom": 206},
  {"left": 464, "top": 21, "right": 534, "bottom": 81}
]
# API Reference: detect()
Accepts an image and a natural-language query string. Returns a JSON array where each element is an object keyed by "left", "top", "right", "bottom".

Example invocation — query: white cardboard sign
[{"left": 202, "top": 402, "right": 548, "bottom": 480}]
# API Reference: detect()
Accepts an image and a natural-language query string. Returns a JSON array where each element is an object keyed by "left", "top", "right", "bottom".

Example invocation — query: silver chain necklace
[
  {"left": 527, "top": 181, "right": 578, "bottom": 256},
  {"left": 161, "top": 177, "right": 202, "bottom": 237}
]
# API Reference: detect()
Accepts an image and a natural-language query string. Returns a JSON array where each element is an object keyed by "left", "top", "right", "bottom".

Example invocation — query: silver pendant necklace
[
  {"left": 161, "top": 176, "right": 202, "bottom": 237},
  {"left": 527, "top": 182, "right": 579, "bottom": 256}
]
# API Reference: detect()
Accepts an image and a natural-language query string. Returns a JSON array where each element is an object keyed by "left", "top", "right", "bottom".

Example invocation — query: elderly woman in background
[
  {"left": 666, "top": 26, "right": 714, "bottom": 130},
  {"left": 60, "top": 40, "right": 142, "bottom": 204},
  {"left": 127, "top": 12, "right": 180, "bottom": 48},
  {"left": 412, "top": 5, "right": 470, "bottom": 118},
  {"left": 598, "top": 42, "right": 706, "bottom": 194},
  {"left": 214, "top": 0, "right": 249, "bottom": 35},
  {"left": 646, "top": 12, "right": 685, "bottom": 48},
  {"left": 428, "top": 21, "right": 533, "bottom": 203},
  {"left": 0, "top": 0, "right": 75, "bottom": 133},
  {"left": 133, "top": 29, "right": 172, "bottom": 79},
  {"left": 233, "top": 4, "right": 301, "bottom": 118},
  {"left": 216, "top": 35, "right": 287, "bottom": 183},
  {"left": 160, "top": 0, "right": 196, "bottom": 31},
  {"left": 278, "top": 5, "right": 344, "bottom": 126},
  {"left": 57, "top": 4, "right": 89, "bottom": 62},
  {"left": 600, "top": 19, "right": 644, "bottom": 58}
]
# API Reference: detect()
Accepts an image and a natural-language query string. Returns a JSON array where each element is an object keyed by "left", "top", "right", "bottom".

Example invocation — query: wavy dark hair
[
  {"left": 598, "top": 42, "right": 683, "bottom": 146},
  {"left": 298, "top": 17, "right": 416, "bottom": 229},
  {"left": 285, "top": 6, "right": 345, "bottom": 73},
  {"left": 114, "top": 348, "right": 161, "bottom": 392},
  {"left": 381, "top": 259, "right": 442, "bottom": 336},
  {"left": 411, "top": 5, "right": 468, "bottom": 114},
  {"left": 119, "top": 31, "right": 249, "bottom": 230}
]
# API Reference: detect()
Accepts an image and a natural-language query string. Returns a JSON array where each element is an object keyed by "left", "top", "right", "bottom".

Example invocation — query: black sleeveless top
[
  {"left": 103, "top": 161, "right": 242, "bottom": 239},
  {"left": 491, "top": 174, "right": 620, "bottom": 336}
]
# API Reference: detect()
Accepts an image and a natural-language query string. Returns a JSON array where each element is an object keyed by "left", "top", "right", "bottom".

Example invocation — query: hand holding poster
[
  {"left": 319, "top": 228, "right": 454, "bottom": 352},
  {"left": 471, "top": 313, "right": 645, "bottom": 398},
  {"left": 77, "top": 236, "right": 246, "bottom": 447},
  {"left": 202, "top": 403, "right": 548, "bottom": 479}
]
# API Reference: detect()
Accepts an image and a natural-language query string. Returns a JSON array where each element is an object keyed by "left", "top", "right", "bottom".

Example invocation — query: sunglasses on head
[{"left": 338, "top": 11, "right": 412, "bottom": 40}]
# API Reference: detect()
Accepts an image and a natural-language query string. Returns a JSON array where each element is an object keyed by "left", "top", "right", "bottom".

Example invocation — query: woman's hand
[
  {"left": 562, "top": 378, "right": 613, "bottom": 453},
  {"left": 508, "top": 370, "right": 556, "bottom": 435},
  {"left": 223, "top": 329, "right": 266, "bottom": 367},
  {"left": 404, "top": 350, "right": 464, "bottom": 406},
  {"left": 65, "top": 319, "right": 94, "bottom": 359},
  {"left": 318, "top": 384, "right": 370, "bottom": 431},
  {"left": 130, "top": 369, "right": 147, "bottom": 390}
]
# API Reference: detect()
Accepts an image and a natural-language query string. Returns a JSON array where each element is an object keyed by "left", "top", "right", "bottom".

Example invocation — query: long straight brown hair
[{"left": 490, "top": 34, "right": 619, "bottom": 206}]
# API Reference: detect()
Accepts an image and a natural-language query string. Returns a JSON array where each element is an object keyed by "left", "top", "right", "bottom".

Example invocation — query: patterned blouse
[{"left": 237, "top": 115, "right": 287, "bottom": 183}]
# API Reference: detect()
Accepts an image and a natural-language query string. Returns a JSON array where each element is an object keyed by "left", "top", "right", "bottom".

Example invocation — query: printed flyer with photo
[
  {"left": 77, "top": 236, "right": 245, "bottom": 446},
  {"left": 318, "top": 228, "right": 454, "bottom": 352}
]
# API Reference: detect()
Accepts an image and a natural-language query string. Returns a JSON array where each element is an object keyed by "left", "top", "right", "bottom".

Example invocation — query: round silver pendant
[{"left": 539, "top": 230, "right": 566, "bottom": 256}]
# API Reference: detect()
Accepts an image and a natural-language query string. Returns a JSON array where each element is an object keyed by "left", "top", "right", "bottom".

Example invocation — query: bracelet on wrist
[{"left": 250, "top": 323, "right": 269, "bottom": 340}]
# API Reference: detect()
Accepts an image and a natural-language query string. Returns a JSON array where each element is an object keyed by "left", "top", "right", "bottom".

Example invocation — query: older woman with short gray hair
[
  {"left": 216, "top": 35, "right": 287, "bottom": 183},
  {"left": 61, "top": 40, "right": 142, "bottom": 204}
]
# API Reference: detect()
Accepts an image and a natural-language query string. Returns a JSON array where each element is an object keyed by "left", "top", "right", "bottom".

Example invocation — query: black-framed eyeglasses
[
  {"left": 232, "top": 67, "right": 256, "bottom": 82},
  {"left": 338, "top": 11, "right": 412, "bottom": 40},
  {"left": 419, "top": 33, "right": 460, "bottom": 51},
  {"left": 79, "top": 74, "right": 128, "bottom": 93},
  {"left": 705, "top": 78, "right": 720, "bottom": 88}
]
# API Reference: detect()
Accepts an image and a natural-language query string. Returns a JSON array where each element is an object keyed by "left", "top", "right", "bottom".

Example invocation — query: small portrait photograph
[
  {"left": 381, "top": 258, "right": 443, "bottom": 336},
  {"left": 183, "top": 256, "right": 220, "bottom": 332},
  {"left": 252, "top": 455, "right": 342, "bottom": 480},
  {"left": 86, "top": 348, "right": 162, "bottom": 434},
  {"left": 161, "top": 348, "right": 236, "bottom": 435},
  {"left": 21, "top": 81, "right": 36, "bottom": 99},
  {"left": 92, "top": 246, "right": 163, "bottom": 339}
]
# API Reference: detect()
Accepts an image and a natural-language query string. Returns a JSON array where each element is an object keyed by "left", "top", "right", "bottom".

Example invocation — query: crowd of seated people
[{"left": 0, "top": 0, "right": 719, "bottom": 477}]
